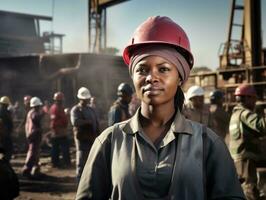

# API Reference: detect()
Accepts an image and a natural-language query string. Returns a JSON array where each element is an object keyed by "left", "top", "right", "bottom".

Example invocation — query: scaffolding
[
  {"left": 189, "top": 0, "right": 266, "bottom": 109},
  {"left": 88, "top": 0, "right": 128, "bottom": 53}
]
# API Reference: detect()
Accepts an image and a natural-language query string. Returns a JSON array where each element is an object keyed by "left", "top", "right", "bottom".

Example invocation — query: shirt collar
[{"left": 122, "top": 107, "right": 193, "bottom": 135}]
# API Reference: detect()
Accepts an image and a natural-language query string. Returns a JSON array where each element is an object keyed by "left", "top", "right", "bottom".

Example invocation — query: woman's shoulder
[
  {"left": 97, "top": 120, "right": 130, "bottom": 144},
  {"left": 96, "top": 126, "right": 114, "bottom": 144},
  {"left": 188, "top": 119, "right": 221, "bottom": 143}
]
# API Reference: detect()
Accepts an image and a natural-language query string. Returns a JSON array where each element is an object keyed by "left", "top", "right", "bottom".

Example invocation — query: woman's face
[{"left": 132, "top": 55, "right": 180, "bottom": 106}]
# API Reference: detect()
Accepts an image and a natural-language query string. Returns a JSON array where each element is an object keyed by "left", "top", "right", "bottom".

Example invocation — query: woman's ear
[
  {"left": 178, "top": 77, "right": 182, "bottom": 86},
  {"left": 177, "top": 73, "right": 182, "bottom": 86}
]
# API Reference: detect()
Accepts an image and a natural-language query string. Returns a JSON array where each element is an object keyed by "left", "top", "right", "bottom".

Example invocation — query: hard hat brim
[
  {"left": 30, "top": 103, "right": 43, "bottom": 107},
  {"left": 77, "top": 94, "right": 91, "bottom": 100}
]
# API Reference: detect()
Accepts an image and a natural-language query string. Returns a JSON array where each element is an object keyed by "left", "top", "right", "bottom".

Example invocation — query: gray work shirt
[
  {"left": 136, "top": 128, "right": 176, "bottom": 198},
  {"left": 76, "top": 109, "right": 245, "bottom": 200}
]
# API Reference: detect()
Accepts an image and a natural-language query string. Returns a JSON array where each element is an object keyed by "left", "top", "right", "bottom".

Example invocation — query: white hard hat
[
  {"left": 77, "top": 87, "right": 91, "bottom": 99},
  {"left": 30, "top": 97, "right": 43, "bottom": 107},
  {"left": 186, "top": 85, "right": 205, "bottom": 100}
]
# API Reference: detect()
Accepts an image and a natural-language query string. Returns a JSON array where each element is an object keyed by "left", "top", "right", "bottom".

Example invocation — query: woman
[{"left": 76, "top": 16, "right": 245, "bottom": 200}]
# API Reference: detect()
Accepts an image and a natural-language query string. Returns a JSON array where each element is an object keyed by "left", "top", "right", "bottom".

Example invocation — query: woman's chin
[{"left": 142, "top": 98, "right": 161, "bottom": 106}]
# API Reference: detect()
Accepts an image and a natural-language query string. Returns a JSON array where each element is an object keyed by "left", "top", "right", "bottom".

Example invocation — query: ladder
[{"left": 219, "top": 0, "right": 246, "bottom": 68}]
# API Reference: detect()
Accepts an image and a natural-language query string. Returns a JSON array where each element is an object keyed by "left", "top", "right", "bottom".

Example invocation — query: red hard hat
[
  {"left": 234, "top": 84, "right": 257, "bottom": 97},
  {"left": 24, "top": 95, "right": 32, "bottom": 103},
  {"left": 123, "top": 16, "right": 194, "bottom": 68},
  {"left": 53, "top": 92, "right": 64, "bottom": 101}
]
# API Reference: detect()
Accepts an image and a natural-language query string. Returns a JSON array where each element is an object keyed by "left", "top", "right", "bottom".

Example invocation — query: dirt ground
[
  {"left": 10, "top": 143, "right": 266, "bottom": 200},
  {"left": 12, "top": 149, "right": 77, "bottom": 200}
]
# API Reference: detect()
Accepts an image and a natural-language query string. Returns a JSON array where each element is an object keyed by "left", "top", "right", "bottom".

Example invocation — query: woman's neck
[
  {"left": 140, "top": 101, "right": 176, "bottom": 127},
  {"left": 139, "top": 102, "right": 176, "bottom": 144}
]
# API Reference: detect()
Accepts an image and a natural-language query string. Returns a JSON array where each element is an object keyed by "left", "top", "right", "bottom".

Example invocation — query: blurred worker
[
  {"left": 108, "top": 82, "right": 133, "bottom": 126},
  {"left": 15, "top": 95, "right": 32, "bottom": 152},
  {"left": 42, "top": 100, "right": 50, "bottom": 114},
  {"left": 49, "top": 92, "right": 70, "bottom": 168},
  {"left": 89, "top": 96, "right": 100, "bottom": 121},
  {"left": 229, "top": 84, "right": 266, "bottom": 200},
  {"left": 255, "top": 102, "right": 265, "bottom": 118},
  {"left": 0, "top": 145, "right": 19, "bottom": 200},
  {"left": 129, "top": 92, "right": 141, "bottom": 116},
  {"left": 9, "top": 101, "right": 21, "bottom": 121},
  {"left": 23, "top": 95, "right": 31, "bottom": 116},
  {"left": 70, "top": 87, "right": 99, "bottom": 181},
  {"left": 89, "top": 96, "right": 96, "bottom": 109},
  {"left": 0, "top": 96, "right": 14, "bottom": 162},
  {"left": 64, "top": 108, "right": 73, "bottom": 146},
  {"left": 22, "top": 97, "right": 44, "bottom": 178},
  {"left": 16, "top": 95, "right": 32, "bottom": 132},
  {"left": 208, "top": 90, "right": 230, "bottom": 140},
  {"left": 41, "top": 100, "right": 51, "bottom": 139},
  {"left": 183, "top": 85, "right": 209, "bottom": 124}
]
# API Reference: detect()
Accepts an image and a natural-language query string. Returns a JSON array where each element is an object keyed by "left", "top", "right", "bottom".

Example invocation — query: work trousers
[
  {"left": 23, "top": 134, "right": 41, "bottom": 174},
  {"left": 75, "top": 139, "right": 93, "bottom": 182},
  {"left": 51, "top": 136, "right": 70, "bottom": 167},
  {"left": 2, "top": 136, "right": 13, "bottom": 162},
  {"left": 235, "top": 159, "right": 260, "bottom": 200}
]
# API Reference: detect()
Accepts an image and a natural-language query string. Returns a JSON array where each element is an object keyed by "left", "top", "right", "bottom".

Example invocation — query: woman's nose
[
  {"left": 146, "top": 74, "right": 152, "bottom": 83},
  {"left": 145, "top": 71, "right": 158, "bottom": 83}
]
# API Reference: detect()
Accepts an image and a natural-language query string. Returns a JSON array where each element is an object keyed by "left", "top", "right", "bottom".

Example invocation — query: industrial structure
[
  {"left": 188, "top": 0, "right": 266, "bottom": 110},
  {"left": 0, "top": 53, "right": 129, "bottom": 127},
  {"left": 0, "top": 0, "right": 265, "bottom": 127},
  {"left": 0, "top": 8, "right": 129, "bottom": 128},
  {"left": 81, "top": 0, "right": 266, "bottom": 112},
  {"left": 88, "top": 0, "right": 129, "bottom": 53},
  {"left": 0, "top": 10, "right": 64, "bottom": 57}
]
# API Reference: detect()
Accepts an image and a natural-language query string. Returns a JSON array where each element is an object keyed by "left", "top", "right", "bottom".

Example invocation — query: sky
[{"left": 0, "top": 0, "right": 265, "bottom": 70}]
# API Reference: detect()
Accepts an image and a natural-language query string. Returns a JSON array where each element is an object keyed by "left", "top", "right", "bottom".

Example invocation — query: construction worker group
[
  {"left": 0, "top": 81, "right": 265, "bottom": 199},
  {"left": 183, "top": 84, "right": 266, "bottom": 199}
]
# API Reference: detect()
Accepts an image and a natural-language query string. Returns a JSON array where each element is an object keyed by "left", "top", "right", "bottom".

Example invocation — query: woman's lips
[{"left": 143, "top": 85, "right": 163, "bottom": 95}]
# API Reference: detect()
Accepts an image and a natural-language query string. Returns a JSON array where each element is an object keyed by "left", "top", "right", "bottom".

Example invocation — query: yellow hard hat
[{"left": 0, "top": 96, "right": 11, "bottom": 105}]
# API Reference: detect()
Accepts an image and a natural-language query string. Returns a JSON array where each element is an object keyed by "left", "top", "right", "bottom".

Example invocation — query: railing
[{"left": 187, "top": 65, "right": 266, "bottom": 109}]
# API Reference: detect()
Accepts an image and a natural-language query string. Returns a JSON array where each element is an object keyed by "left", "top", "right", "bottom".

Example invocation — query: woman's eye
[
  {"left": 136, "top": 67, "right": 147, "bottom": 74},
  {"left": 159, "top": 66, "right": 170, "bottom": 72}
]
